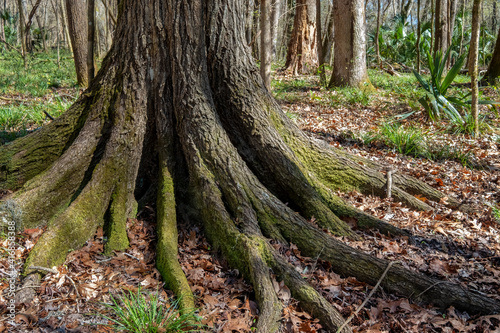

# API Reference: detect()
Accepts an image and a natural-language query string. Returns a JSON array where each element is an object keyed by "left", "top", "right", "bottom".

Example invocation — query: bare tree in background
[
  {"left": 284, "top": 0, "right": 317, "bottom": 74},
  {"left": 66, "top": 0, "right": 88, "bottom": 86}
]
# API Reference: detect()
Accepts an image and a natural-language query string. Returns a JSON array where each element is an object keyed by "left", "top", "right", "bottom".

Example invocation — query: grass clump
[
  {"left": 101, "top": 288, "right": 204, "bottom": 333},
  {"left": 379, "top": 122, "right": 425, "bottom": 155}
]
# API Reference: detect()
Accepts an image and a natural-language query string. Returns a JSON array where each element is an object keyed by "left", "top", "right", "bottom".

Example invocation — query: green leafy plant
[
  {"left": 413, "top": 47, "right": 466, "bottom": 123},
  {"left": 101, "top": 288, "right": 203, "bottom": 333}
]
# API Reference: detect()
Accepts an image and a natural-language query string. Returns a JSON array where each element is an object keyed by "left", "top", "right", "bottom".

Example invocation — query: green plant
[
  {"left": 101, "top": 288, "right": 203, "bottom": 333},
  {"left": 413, "top": 47, "right": 467, "bottom": 123},
  {"left": 379, "top": 122, "right": 425, "bottom": 156}
]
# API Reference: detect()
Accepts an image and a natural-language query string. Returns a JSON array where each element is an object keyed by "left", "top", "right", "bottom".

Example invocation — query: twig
[
  {"left": 0, "top": 96, "right": 24, "bottom": 103},
  {"left": 28, "top": 266, "right": 58, "bottom": 274},
  {"left": 65, "top": 274, "right": 81, "bottom": 299},
  {"left": 124, "top": 252, "right": 140, "bottom": 261},
  {"left": 0, "top": 38, "right": 23, "bottom": 56},
  {"left": 413, "top": 281, "right": 443, "bottom": 300},
  {"left": 43, "top": 110, "right": 55, "bottom": 120},
  {"left": 336, "top": 261, "right": 398, "bottom": 333}
]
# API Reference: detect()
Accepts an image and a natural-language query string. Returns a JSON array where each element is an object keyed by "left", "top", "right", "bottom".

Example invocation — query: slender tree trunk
[
  {"left": 329, "top": 0, "right": 371, "bottom": 88},
  {"left": 484, "top": 26, "right": 500, "bottom": 84},
  {"left": 493, "top": 1, "right": 497, "bottom": 33},
  {"left": 430, "top": 0, "right": 434, "bottom": 52},
  {"left": 315, "top": 0, "right": 325, "bottom": 85},
  {"left": 260, "top": 0, "right": 272, "bottom": 90},
  {"left": 59, "top": 0, "right": 70, "bottom": 51},
  {"left": 322, "top": 2, "right": 334, "bottom": 65},
  {"left": 65, "top": 0, "right": 88, "bottom": 87},
  {"left": 50, "top": 0, "right": 60, "bottom": 67},
  {"left": 270, "top": 0, "right": 280, "bottom": 58},
  {"left": 87, "top": 0, "right": 95, "bottom": 82},
  {"left": 417, "top": 0, "right": 421, "bottom": 73},
  {"left": 459, "top": 0, "right": 467, "bottom": 58},
  {"left": 283, "top": 0, "right": 317, "bottom": 74},
  {"left": 376, "top": 0, "right": 382, "bottom": 67},
  {"left": 446, "top": 0, "right": 457, "bottom": 66},
  {"left": 17, "top": 0, "right": 27, "bottom": 68},
  {"left": 245, "top": 0, "right": 253, "bottom": 45},
  {"left": 469, "top": 0, "right": 482, "bottom": 136}
]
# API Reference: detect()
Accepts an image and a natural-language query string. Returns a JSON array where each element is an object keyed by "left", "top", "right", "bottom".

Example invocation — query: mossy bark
[{"left": 2, "top": 1, "right": 499, "bottom": 332}]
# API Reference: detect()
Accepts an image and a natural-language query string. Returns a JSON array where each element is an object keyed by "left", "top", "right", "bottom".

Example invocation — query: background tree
[
  {"left": 469, "top": 0, "right": 482, "bottom": 135},
  {"left": 284, "top": 0, "right": 317, "bottom": 74},
  {"left": 434, "top": 0, "right": 449, "bottom": 55},
  {"left": 260, "top": 0, "right": 272, "bottom": 89},
  {"left": 484, "top": 26, "right": 500, "bottom": 84},
  {"left": 329, "top": 0, "right": 370, "bottom": 87},
  {"left": 65, "top": 0, "right": 88, "bottom": 87},
  {"left": 87, "top": 0, "right": 95, "bottom": 81}
]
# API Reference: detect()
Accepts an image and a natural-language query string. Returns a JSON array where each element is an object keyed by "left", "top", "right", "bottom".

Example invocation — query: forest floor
[{"left": 1, "top": 52, "right": 500, "bottom": 332}]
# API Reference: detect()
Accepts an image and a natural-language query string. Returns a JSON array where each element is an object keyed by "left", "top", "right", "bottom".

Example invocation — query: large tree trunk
[
  {"left": 329, "top": 0, "right": 370, "bottom": 88},
  {"left": 65, "top": 0, "right": 88, "bottom": 87},
  {"left": 484, "top": 26, "right": 500, "bottom": 84},
  {"left": 2, "top": 1, "right": 499, "bottom": 332},
  {"left": 283, "top": 0, "right": 317, "bottom": 74}
]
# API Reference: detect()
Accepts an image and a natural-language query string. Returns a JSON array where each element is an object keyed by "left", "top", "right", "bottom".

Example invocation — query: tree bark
[
  {"left": 329, "top": 0, "right": 371, "bottom": 88},
  {"left": 270, "top": 0, "right": 280, "bottom": 58},
  {"left": 484, "top": 26, "right": 500, "bottom": 84},
  {"left": 416, "top": 0, "right": 421, "bottom": 73},
  {"left": 87, "top": 0, "right": 95, "bottom": 82},
  {"left": 322, "top": 2, "right": 334, "bottom": 65},
  {"left": 434, "top": 0, "right": 449, "bottom": 56},
  {"left": 65, "top": 0, "right": 88, "bottom": 87},
  {"left": 17, "top": 0, "right": 27, "bottom": 68},
  {"left": 470, "top": 0, "right": 482, "bottom": 135},
  {"left": 283, "top": 0, "right": 317, "bottom": 74},
  {"left": 2, "top": 1, "right": 499, "bottom": 332},
  {"left": 260, "top": 0, "right": 272, "bottom": 90},
  {"left": 376, "top": 0, "right": 382, "bottom": 67},
  {"left": 315, "top": 0, "right": 325, "bottom": 85}
]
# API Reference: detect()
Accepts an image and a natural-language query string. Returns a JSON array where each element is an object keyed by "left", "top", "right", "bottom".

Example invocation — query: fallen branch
[{"left": 28, "top": 266, "right": 58, "bottom": 274}]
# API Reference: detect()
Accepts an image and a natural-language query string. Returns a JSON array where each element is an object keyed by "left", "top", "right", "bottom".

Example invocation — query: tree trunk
[
  {"left": 469, "top": 0, "right": 481, "bottom": 135},
  {"left": 65, "top": 0, "right": 88, "bottom": 86},
  {"left": 416, "top": 0, "right": 421, "bottom": 73},
  {"left": 322, "top": 2, "right": 334, "bottom": 65},
  {"left": 329, "top": 0, "right": 371, "bottom": 88},
  {"left": 17, "top": 0, "right": 27, "bottom": 68},
  {"left": 459, "top": 0, "right": 467, "bottom": 58},
  {"left": 2, "top": 1, "right": 500, "bottom": 332},
  {"left": 484, "top": 27, "right": 500, "bottom": 84},
  {"left": 434, "top": 0, "right": 449, "bottom": 56},
  {"left": 87, "top": 0, "right": 95, "bottom": 82},
  {"left": 446, "top": 0, "right": 457, "bottom": 66},
  {"left": 316, "top": 0, "right": 325, "bottom": 85},
  {"left": 376, "top": 0, "right": 382, "bottom": 67},
  {"left": 270, "top": 0, "right": 280, "bottom": 58},
  {"left": 260, "top": 0, "right": 272, "bottom": 90},
  {"left": 283, "top": 0, "right": 317, "bottom": 74}
]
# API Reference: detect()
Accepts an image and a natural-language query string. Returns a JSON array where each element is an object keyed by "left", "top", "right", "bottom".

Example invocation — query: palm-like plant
[{"left": 413, "top": 47, "right": 467, "bottom": 122}]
